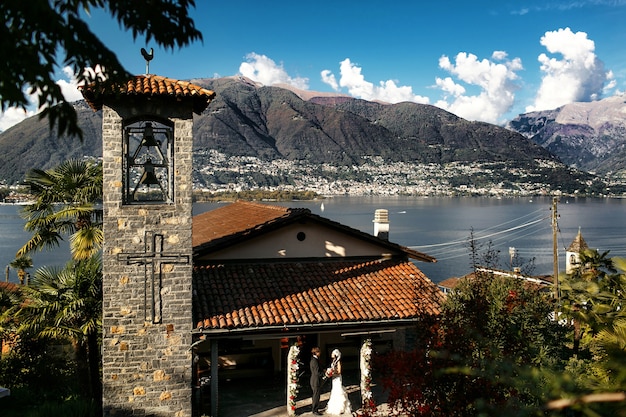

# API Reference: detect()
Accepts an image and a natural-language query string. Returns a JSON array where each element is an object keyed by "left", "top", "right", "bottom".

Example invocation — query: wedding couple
[{"left": 310, "top": 347, "right": 351, "bottom": 415}]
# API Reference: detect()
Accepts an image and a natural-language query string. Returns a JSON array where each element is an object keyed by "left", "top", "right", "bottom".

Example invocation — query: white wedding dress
[{"left": 325, "top": 374, "right": 351, "bottom": 415}]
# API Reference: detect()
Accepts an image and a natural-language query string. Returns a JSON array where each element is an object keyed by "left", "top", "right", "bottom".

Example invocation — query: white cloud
[
  {"left": 434, "top": 51, "right": 522, "bottom": 124},
  {"left": 58, "top": 66, "right": 83, "bottom": 102},
  {"left": 527, "top": 28, "right": 611, "bottom": 112},
  {"left": 321, "top": 70, "right": 339, "bottom": 91},
  {"left": 604, "top": 70, "right": 617, "bottom": 93},
  {"left": 0, "top": 107, "right": 36, "bottom": 133},
  {"left": 0, "top": 66, "right": 83, "bottom": 133},
  {"left": 239, "top": 53, "right": 309, "bottom": 90},
  {"left": 321, "top": 58, "right": 429, "bottom": 104},
  {"left": 435, "top": 76, "right": 466, "bottom": 97}
]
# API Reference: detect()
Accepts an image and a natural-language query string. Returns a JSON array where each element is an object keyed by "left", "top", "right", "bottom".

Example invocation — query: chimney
[{"left": 373, "top": 209, "right": 389, "bottom": 240}]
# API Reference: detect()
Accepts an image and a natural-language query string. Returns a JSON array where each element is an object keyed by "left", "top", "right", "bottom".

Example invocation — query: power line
[
  {"left": 400, "top": 204, "right": 560, "bottom": 272},
  {"left": 409, "top": 215, "right": 548, "bottom": 250}
]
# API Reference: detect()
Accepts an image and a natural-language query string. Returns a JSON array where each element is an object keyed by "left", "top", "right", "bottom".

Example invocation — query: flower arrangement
[
  {"left": 359, "top": 339, "right": 376, "bottom": 415},
  {"left": 287, "top": 344, "right": 300, "bottom": 416},
  {"left": 323, "top": 367, "right": 334, "bottom": 380}
]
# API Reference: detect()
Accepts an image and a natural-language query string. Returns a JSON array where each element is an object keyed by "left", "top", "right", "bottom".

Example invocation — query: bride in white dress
[{"left": 325, "top": 349, "right": 351, "bottom": 415}]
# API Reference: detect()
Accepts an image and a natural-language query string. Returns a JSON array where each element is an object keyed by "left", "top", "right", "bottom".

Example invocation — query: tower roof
[
  {"left": 567, "top": 228, "right": 589, "bottom": 252},
  {"left": 80, "top": 74, "right": 216, "bottom": 114}
]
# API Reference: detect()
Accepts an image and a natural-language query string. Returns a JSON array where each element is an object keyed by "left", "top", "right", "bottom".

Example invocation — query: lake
[{"left": 2, "top": 196, "right": 626, "bottom": 284}]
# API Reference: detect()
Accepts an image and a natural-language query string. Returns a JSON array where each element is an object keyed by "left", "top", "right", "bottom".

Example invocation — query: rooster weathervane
[{"left": 141, "top": 47, "right": 154, "bottom": 75}]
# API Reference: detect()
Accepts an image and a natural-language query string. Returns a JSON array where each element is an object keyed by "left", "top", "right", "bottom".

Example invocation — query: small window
[{"left": 296, "top": 232, "right": 306, "bottom": 241}]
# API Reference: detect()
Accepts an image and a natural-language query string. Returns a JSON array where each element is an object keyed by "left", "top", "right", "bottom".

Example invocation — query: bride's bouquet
[{"left": 322, "top": 367, "right": 334, "bottom": 381}]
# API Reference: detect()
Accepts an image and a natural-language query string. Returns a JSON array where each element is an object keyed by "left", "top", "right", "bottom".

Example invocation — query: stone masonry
[{"left": 101, "top": 100, "right": 195, "bottom": 417}]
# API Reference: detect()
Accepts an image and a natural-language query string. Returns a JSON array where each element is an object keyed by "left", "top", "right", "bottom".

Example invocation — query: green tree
[
  {"left": 557, "top": 251, "right": 626, "bottom": 415},
  {"left": 1, "top": 0, "right": 202, "bottom": 138},
  {"left": 375, "top": 235, "right": 566, "bottom": 417},
  {"left": 4, "top": 159, "right": 106, "bottom": 413},
  {"left": 9, "top": 255, "right": 33, "bottom": 285},
  {"left": 375, "top": 241, "right": 626, "bottom": 417},
  {"left": 17, "top": 159, "right": 103, "bottom": 261},
  {"left": 10, "top": 256, "right": 103, "bottom": 408},
  {"left": 376, "top": 272, "right": 568, "bottom": 417}
]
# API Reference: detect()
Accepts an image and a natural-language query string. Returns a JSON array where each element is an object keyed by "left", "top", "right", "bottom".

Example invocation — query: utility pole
[{"left": 552, "top": 197, "right": 559, "bottom": 312}]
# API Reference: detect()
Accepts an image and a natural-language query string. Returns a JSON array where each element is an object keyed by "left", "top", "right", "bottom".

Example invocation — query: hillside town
[
  {"left": 193, "top": 150, "right": 622, "bottom": 197},
  {"left": 3, "top": 148, "right": 626, "bottom": 204}
]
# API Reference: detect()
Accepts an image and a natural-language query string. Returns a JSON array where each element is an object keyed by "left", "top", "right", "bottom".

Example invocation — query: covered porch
[{"left": 191, "top": 325, "right": 406, "bottom": 417}]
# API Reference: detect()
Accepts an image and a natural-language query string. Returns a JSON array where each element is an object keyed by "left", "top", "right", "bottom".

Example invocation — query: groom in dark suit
[{"left": 310, "top": 346, "right": 323, "bottom": 415}]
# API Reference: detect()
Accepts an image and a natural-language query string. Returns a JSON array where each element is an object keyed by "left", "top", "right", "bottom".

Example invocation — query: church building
[{"left": 82, "top": 73, "right": 442, "bottom": 417}]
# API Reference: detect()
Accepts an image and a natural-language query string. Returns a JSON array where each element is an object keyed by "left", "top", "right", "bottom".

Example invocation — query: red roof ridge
[{"left": 231, "top": 200, "right": 290, "bottom": 212}]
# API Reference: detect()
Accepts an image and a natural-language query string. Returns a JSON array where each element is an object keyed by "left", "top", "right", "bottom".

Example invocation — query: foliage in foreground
[
  {"left": 1, "top": 158, "right": 105, "bottom": 416},
  {"left": 1, "top": 393, "right": 97, "bottom": 417},
  {"left": 0, "top": 257, "right": 103, "bottom": 414},
  {"left": 1, "top": 1, "right": 202, "bottom": 138},
  {"left": 374, "top": 245, "right": 626, "bottom": 416},
  {"left": 17, "top": 159, "right": 103, "bottom": 261},
  {"left": 0, "top": 333, "right": 78, "bottom": 401},
  {"left": 376, "top": 272, "right": 569, "bottom": 416}
]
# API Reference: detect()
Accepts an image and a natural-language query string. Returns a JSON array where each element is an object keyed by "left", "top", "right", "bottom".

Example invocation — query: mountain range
[
  {"left": 507, "top": 95, "right": 626, "bottom": 176},
  {"left": 0, "top": 76, "right": 621, "bottom": 193},
  {"left": 189, "top": 77, "right": 555, "bottom": 165}
]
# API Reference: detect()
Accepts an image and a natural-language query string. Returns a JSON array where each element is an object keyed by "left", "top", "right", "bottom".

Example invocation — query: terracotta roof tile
[
  {"left": 438, "top": 277, "right": 460, "bottom": 289},
  {"left": 193, "top": 259, "right": 444, "bottom": 333},
  {"left": 192, "top": 201, "right": 294, "bottom": 248},
  {"left": 80, "top": 74, "right": 216, "bottom": 114},
  {"left": 0, "top": 282, "right": 19, "bottom": 292}
]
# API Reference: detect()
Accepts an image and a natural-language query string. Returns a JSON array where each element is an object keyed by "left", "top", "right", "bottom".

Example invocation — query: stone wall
[{"left": 101, "top": 103, "right": 194, "bottom": 417}]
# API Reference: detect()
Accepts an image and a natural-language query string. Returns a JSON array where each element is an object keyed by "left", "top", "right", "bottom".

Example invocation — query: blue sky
[{"left": 2, "top": 0, "right": 626, "bottom": 131}]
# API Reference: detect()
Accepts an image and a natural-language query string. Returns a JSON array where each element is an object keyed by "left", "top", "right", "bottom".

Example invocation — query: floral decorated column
[
  {"left": 287, "top": 344, "right": 301, "bottom": 416},
  {"left": 360, "top": 339, "right": 376, "bottom": 414}
]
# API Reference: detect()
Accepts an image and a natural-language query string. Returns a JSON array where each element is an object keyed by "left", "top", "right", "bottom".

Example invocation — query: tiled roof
[
  {"left": 193, "top": 259, "right": 444, "bottom": 333},
  {"left": 567, "top": 228, "right": 589, "bottom": 252},
  {"left": 193, "top": 201, "right": 436, "bottom": 263},
  {"left": 454, "top": 268, "right": 553, "bottom": 288},
  {"left": 80, "top": 74, "right": 216, "bottom": 114},
  {"left": 438, "top": 277, "right": 459, "bottom": 290},
  {"left": 0, "top": 282, "right": 19, "bottom": 292},
  {"left": 192, "top": 201, "right": 300, "bottom": 248}
]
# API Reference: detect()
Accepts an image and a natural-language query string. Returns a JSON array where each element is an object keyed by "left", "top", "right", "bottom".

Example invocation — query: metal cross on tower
[{"left": 118, "top": 231, "right": 190, "bottom": 323}]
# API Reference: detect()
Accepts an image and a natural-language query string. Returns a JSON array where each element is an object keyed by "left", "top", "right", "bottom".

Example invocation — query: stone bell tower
[{"left": 82, "top": 75, "right": 214, "bottom": 417}]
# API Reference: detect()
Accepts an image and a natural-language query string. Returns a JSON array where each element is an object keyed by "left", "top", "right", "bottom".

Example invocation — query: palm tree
[
  {"left": 9, "top": 255, "right": 33, "bottom": 285},
  {"left": 561, "top": 249, "right": 620, "bottom": 353},
  {"left": 12, "top": 256, "right": 103, "bottom": 407},
  {"left": 10, "top": 159, "right": 104, "bottom": 408},
  {"left": 17, "top": 159, "right": 103, "bottom": 261}
]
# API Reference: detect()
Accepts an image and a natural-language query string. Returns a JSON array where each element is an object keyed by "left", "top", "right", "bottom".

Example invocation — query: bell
[
  {"left": 140, "top": 122, "right": 159, "bottom": 147},
  {"left": 132, "top": 159, "right": 165, "bottom": 200},
  {"left": 138, "top": 159, "right": 160, "bottom": 185}
]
